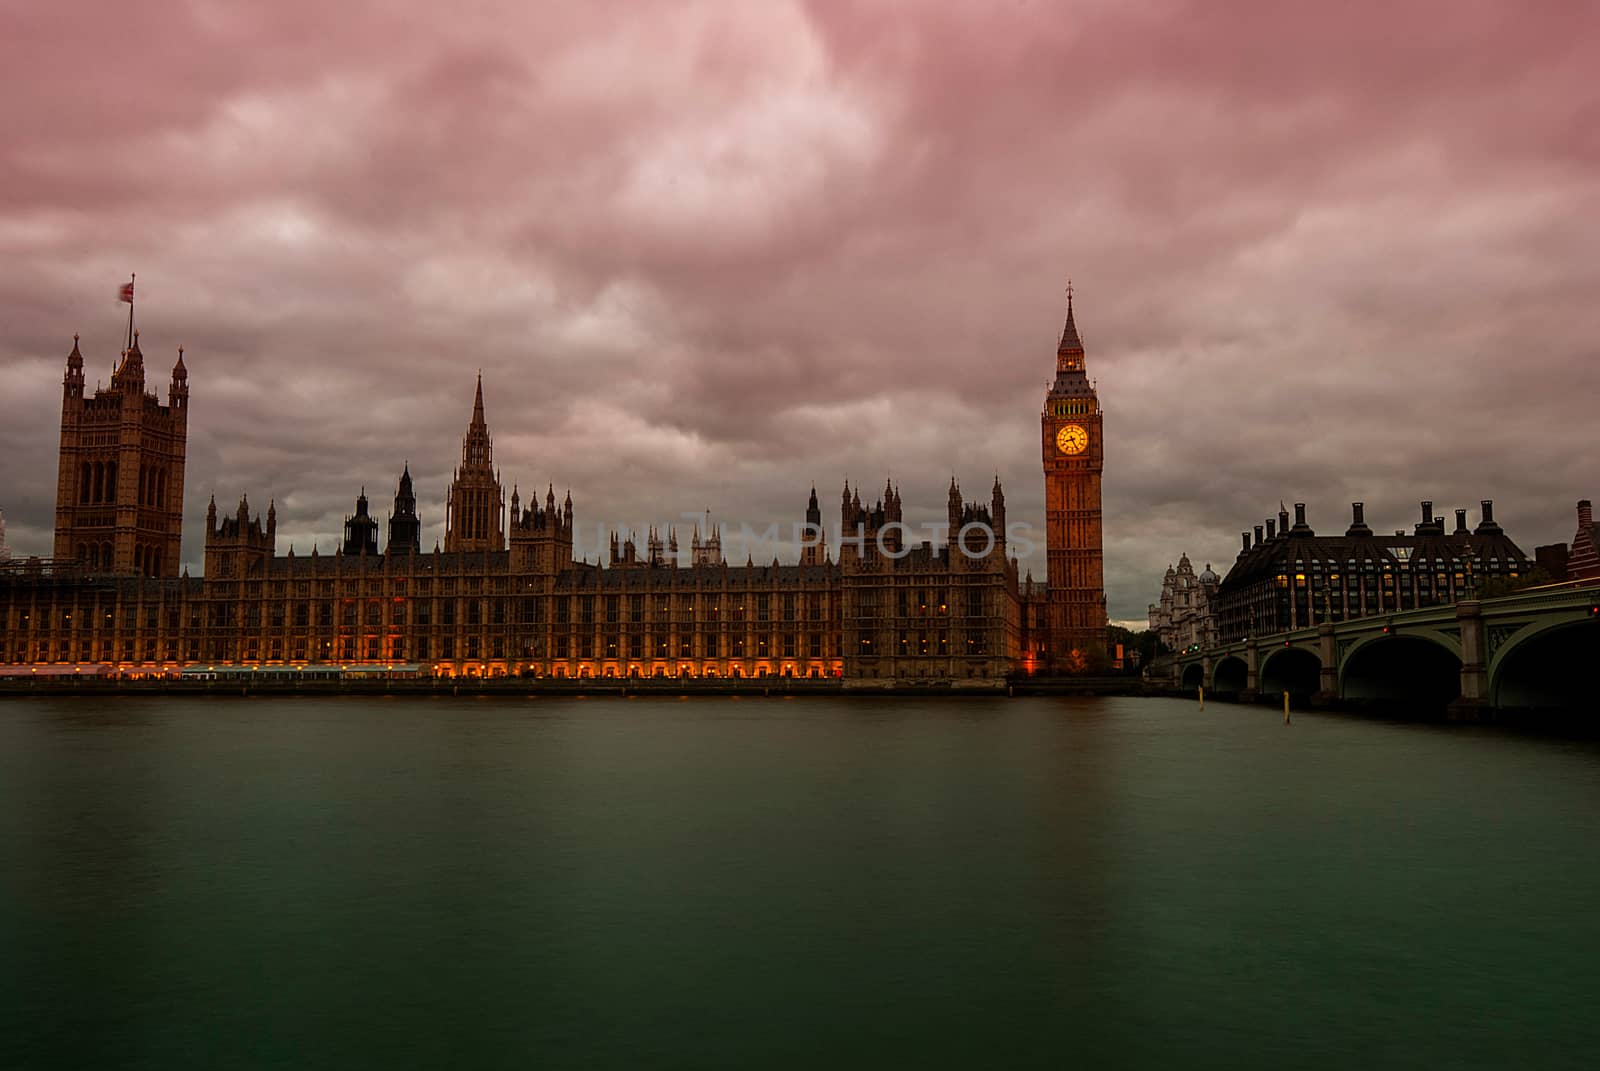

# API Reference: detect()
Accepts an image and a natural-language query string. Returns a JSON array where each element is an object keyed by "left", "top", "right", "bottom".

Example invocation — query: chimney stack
[
  {"left": 1265, "top": 519, "right": 1276, "bottom": 540},
  {"left": 1253, "top": 525, "right": 1263, "bottom": 547},
  {"left": 1346, "top": 502, "right": 1372, "bottom": 538},
  {"left": 1293, "top": 502, "right": 1308, "bottom": 529},
  {"left": 1278, "top": 506, "right": 1290, "bottom": 534},
  {"left": 1421, "top": 501, "right": 1434, "bottom": 527},
  {"left": 1474, "top": 499, "right": 1502, "bottom": 535},
  {"left": 1454, "top": 509, "right": 1468, "bottom": 534},
  {"left": 1241, "top": 532, "right": 1251, "bottom": 554},
  {"left": 1580, "top": 500, "right": 1594, "bottom": 527}
]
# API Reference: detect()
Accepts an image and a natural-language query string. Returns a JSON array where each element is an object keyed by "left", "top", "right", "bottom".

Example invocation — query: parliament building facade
[{"left": 1, "top": 300, "right": 1109, "bottom": 682}]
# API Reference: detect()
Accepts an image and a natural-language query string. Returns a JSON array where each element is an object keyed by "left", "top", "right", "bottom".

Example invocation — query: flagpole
[{"left": 125, "top": 273, "right": 135, "bottom": 352}]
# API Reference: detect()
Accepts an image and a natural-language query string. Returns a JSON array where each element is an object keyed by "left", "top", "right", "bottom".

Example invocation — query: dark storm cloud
[{"left": 2, "top": 0, "right": 1596, "bottom": 623}]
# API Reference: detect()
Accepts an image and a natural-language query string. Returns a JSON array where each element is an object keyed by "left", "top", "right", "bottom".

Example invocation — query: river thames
[{"left": 2, "top": 695, "right": 1596, "bottom": 1069}]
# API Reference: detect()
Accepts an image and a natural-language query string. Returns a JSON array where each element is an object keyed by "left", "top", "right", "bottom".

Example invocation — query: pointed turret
[
  {"left": 344, "top": 488, "right": 379, "bottom": 556},
  {"left": 388, "top": 461, "right": 421, "bottom": 555},
  {"left": 63, "top": 334, "right": 86, "bottom": 401},
  {"left": 114, "top": 330, "right": 147, "bottom": 395},
  {"left": 991, "top": 475, "right": 1007, "bottom": 548},
  {"left": 169, "top": 346, "right": 189, "bottom": 408}
]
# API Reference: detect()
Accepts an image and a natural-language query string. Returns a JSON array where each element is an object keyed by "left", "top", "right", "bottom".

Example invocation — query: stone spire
[
  {"left": 444, "top": 375, "right": 504, "bottom": 552},
  {"left": 1057, "top": 280, "right": 1085, "bottom": 371}
]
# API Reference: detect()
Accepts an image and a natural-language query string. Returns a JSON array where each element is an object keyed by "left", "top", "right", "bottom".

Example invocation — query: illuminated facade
[
  {"left": 2, "top": 345, "right": 1025, "bottom": 681},
  {"left": 1033, "top": 287, "right": 1109, "bottom": 670}
]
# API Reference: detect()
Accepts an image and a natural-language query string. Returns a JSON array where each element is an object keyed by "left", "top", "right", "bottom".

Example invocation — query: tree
[{"left": 1478, "top": 567, "right": 1553, "bottom": 599}]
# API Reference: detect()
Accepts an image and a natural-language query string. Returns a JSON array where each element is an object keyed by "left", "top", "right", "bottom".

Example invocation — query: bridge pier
[
  {"left": 1240, "top": 635, "right": 1260, "bottom": 702},
  {"left": 1314, "top": 622, "right": 1337, "bottom": 705},
  {"left": 1448, "top": 599, "right": 1491, "bottom": 721}
]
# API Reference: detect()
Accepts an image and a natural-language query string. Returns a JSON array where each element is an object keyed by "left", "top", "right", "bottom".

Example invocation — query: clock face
[{"left": 1056, "top": 423, "right": 1089, "bottom": 455}]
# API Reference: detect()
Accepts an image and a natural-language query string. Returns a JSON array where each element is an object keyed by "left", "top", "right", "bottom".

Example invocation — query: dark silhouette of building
[
  {"left": 343, "top": 490, "right": 379, "bottom": 557},
  {"left": 387, "top": 465, "right": 421, "bottom": 556},
  {"left": 1214, "top": 501, "right": 1532, "bottom": 640},
  {"left": 1535, "top": 542, "right": 1569, "bottom": 581}
]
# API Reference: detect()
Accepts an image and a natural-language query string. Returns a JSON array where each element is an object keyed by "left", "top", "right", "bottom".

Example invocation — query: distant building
[
  {"left": 1534, "top": 542, "right": 1569, "bottom": 582},
  {"left": 1148, "top": 553, "right": 1218, "bottom": 652},
  {"left": 1568, "top": 499, "right": 1599, "bottom": 581},
  {"left": 0, "top": 507, "right": 10, "bottom": 561},
  {"left": 1214, "top": 501, "right": 1531, "bottom": 641}
]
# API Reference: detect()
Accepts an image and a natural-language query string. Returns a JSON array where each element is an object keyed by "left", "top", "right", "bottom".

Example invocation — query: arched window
[
  {"left": 80, "top": 462, "right": 91, "bottom": 503},
  {"left": 102, "top": 541, "right": 113, "bottom": 569},
  {"left": 138, "top": 467, "right": 147, "bottom": 507},
  {"left": 92, "top": 461, "right": 103, "bottom": 503},
  {"left": 105, "top": 462, "right": 117, "bottom": 504},
  {"left": 157, "top": 470, "right": 166, "bottom": 508}
]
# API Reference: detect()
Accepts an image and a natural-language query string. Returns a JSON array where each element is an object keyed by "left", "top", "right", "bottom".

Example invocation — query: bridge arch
[
  {"left": 1339, "top": 634, "right": 1461, "bottom": 713},
  {"left": 1490, "top": 616, "right": 1599, "bottom": 712},
  {"left": 1213, "top": 655, "right": 1248, "bottom": 694},
  {"left": 1260, "top": 646, "right": 1320, "bottom": 700},
  {"left": 1180, "top": 663, "right": 1204, "bottom": 690}
]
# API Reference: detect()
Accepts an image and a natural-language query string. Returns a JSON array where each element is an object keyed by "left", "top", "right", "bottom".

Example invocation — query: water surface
[{"left": 2, "top": 696, "right": 1596, "bottom": 1069}]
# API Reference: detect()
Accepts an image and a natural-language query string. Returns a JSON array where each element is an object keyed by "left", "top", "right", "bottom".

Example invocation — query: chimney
[
  {"left": 1474, "top": 499, "right": 1502, "bottom": 535},
  {"left": 1346, "top": 502, "right": 1372, "bottom": 538},
  {"left": 1421, "top": 501, "right": 1434, "bottom": 527},
  {"left": 1265, "top": 519, "right": 1276, "bottom": 539},
  {"left": 1253, "top": 525, "right": 1263, "bottom": 547},
  {"left": 1278, "top": 506, "right": 1290, "bottom": 533},
  {"left": 1454, "top": 509, "right": 1468, "bottom": 534},
  {"left": 1241, "top": 532, "right": 1251, "bottom": 554},
  {"left": 1293, "top": 502, "right": 1308, "bottom": 531},
  {"left": 1580, "top": 500, "right": 1594, "bottom": 528}
]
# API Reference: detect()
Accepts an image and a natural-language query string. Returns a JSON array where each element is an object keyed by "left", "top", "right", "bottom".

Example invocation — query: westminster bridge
[{"left": 1171, "top": 583, "right": 1599, "bottom": 716}]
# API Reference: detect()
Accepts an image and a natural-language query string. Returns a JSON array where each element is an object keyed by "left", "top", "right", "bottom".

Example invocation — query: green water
[{"left": 2, "top": 696, "right": 1597, "bottom": 1069}]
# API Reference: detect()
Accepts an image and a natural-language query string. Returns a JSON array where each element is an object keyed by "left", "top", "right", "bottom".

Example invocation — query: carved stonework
[{"left": 1487, "top": 624, "right": 1521, "bottom": 659}]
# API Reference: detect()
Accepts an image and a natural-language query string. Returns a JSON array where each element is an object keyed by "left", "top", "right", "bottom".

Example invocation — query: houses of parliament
[{"left": 0, "top": 296, "right": 1108, "bottom": 681}]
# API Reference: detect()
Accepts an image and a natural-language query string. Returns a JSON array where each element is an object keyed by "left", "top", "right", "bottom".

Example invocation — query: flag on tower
[{"left": 118, "top": 279, "right": 135, "bottom": 304}]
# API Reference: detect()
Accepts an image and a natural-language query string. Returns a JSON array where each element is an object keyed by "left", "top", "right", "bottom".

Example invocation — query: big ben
[{"left": 1041, "top": 284, "right": 1107, "bottom": 670}]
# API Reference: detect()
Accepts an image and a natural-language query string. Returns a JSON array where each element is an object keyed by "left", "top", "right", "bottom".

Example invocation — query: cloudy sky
[{"left": 2, "top": 0, "right": 1596, "bottom": 625}]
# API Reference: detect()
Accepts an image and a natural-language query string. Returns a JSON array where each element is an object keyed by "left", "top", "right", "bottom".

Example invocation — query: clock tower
[{"left": 1040, "top": 285, "right": 1107, "bottom": 670}]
